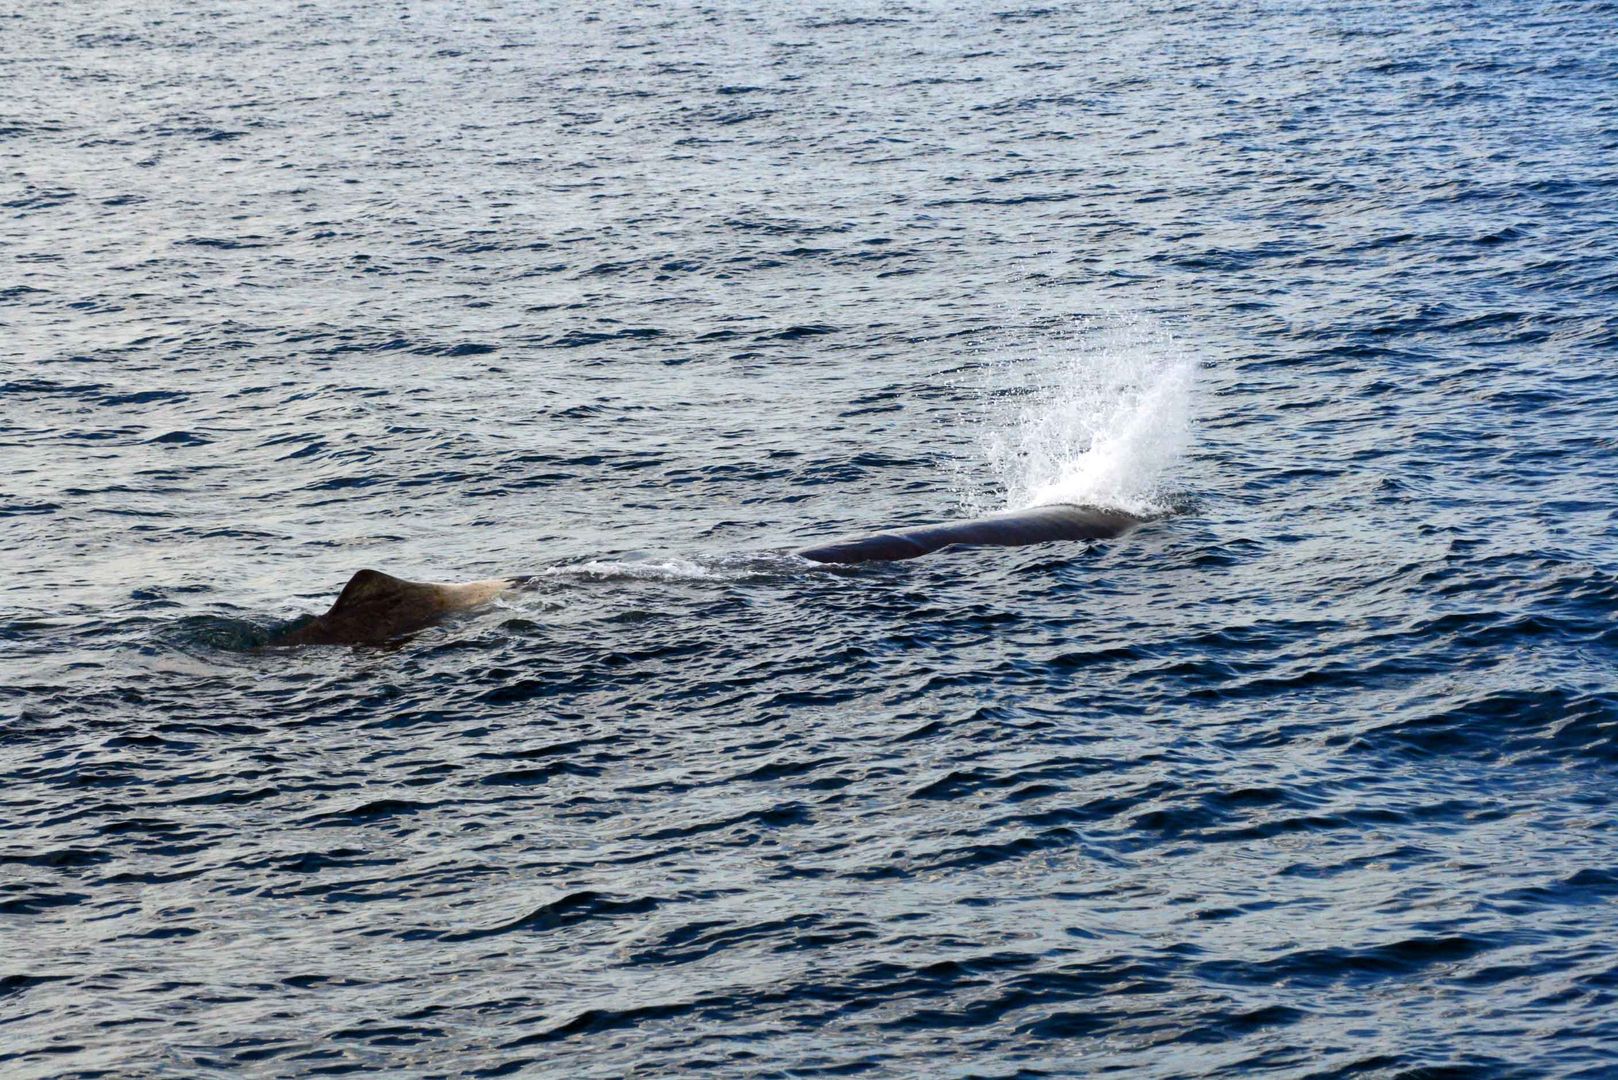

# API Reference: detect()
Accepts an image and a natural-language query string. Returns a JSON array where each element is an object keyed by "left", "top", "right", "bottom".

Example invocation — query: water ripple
[{"left": 4, "top": 0, "right": 1618, "bottom": 1076}]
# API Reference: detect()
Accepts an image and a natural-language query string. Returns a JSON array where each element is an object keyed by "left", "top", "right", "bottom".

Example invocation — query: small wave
[
  {"left": 164, "top": 615, "right": 281, "bottom": 651},
  {"left": 439, "top": 891, "right": 663, "bottom": 943}
]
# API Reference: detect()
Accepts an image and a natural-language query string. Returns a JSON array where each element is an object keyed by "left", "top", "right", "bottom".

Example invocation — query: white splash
[{"left": 974, "top": 313, "right": 1194, "bottom": 516}]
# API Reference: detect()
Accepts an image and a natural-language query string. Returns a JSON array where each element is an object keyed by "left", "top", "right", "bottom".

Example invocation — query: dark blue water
[{"left": 5, "top": 0, "right": 1618, "bottom": 1075}]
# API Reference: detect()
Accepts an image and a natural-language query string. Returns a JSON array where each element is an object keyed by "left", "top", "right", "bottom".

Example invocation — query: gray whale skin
[
  {"left": 271, "top": 503, "right": 1142, "bottom": 647},
  {"left": 793, "top": 502, "right": 1140, "bottom": 564}
]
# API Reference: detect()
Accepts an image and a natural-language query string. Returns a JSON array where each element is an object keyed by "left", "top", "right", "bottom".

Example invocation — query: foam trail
[
  {"left": 536, "top": 553, "right": 799, "bottom": 583},
  {"left": 977, "top": 314, "right": 1194, "bottom": 516}
]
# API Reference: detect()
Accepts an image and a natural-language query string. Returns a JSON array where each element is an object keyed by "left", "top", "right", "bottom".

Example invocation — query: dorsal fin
[
  {"left": 272, "top": 569, "right": 514, "bottom": 646},
  {"left": 332, "top": 568, "right": 412, "bottom": 609}
]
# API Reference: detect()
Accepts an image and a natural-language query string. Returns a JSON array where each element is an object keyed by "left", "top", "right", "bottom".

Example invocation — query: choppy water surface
[{"left": 5, "top": 1, "right": 1618, "bottom": 1075}]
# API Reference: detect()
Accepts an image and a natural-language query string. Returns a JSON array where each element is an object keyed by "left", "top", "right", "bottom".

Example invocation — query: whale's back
[{"left": 796, "top": 504, "right": 1143, "bottom": 564}]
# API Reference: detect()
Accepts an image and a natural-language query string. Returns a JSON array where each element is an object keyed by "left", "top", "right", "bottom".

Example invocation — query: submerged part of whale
[
  {"left": 269, "top": 504, "right": 1144, "bottom": 646},
  {"left": 795, "top": 503, "right": 1143, "bottom": 564},
  {"left": 270, "top": 569, "right": 516, "bottom": 647}
]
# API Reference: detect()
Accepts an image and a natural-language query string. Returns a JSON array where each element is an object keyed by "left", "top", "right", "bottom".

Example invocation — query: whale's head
[{"left": 271, "top": 569, "right": 512, "bottom": 647}]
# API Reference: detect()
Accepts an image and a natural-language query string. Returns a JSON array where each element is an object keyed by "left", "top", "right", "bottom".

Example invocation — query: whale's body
[
  {"left": 269, "top": 504, "right": 1143, "bottom": 646},
  {"left": 795, "top": 503, "right": 1141, "bottom": 564}
]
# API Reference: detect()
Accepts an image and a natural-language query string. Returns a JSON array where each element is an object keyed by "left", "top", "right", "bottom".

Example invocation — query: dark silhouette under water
[{"left": 273, "top": 503, "right": 1144, "bottom": 647}]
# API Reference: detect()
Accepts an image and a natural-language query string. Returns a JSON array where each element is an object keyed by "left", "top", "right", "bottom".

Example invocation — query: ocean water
[{"left": 4, "top": 0, "right": 1618, "bottom": 1076}]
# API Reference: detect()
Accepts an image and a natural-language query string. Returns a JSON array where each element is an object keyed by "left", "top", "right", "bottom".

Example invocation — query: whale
[{"left": 268, "top": 503, "right": 1144, "bottom": 646}]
